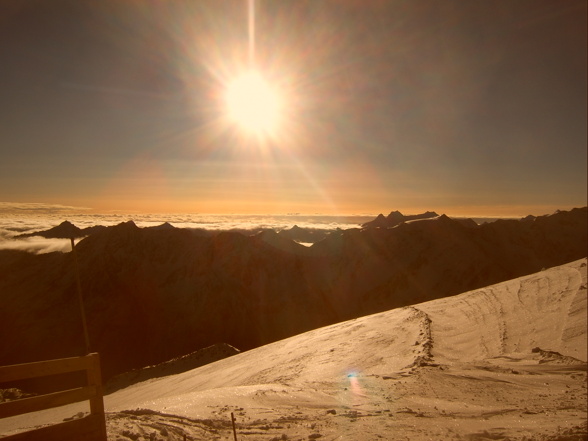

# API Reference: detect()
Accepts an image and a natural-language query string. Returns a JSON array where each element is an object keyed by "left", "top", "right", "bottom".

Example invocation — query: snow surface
[{"left": 1, "top": 259, "right": 586, "bottom": 440}]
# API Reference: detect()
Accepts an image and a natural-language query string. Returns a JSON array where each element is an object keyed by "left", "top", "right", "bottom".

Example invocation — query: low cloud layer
[
  {"left": 0, "top": 209, "right": 533, "bottom": 255},
  {"left": 0, "top": 236, "right": 72, "bottom": 254},
  {"left": 0, "top": 212, "right": 374, "bottom": 254},
  {"left": 0, "top": 201, "right": 91, "bottom": 214}
]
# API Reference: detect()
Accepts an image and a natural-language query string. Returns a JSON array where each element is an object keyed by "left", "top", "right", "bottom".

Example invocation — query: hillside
[
  {"left": 1, "top": 259, "right": 586, "bottom": 440},
  {"left": 0, "top": 207, "right": 585, "bottom": 382}
]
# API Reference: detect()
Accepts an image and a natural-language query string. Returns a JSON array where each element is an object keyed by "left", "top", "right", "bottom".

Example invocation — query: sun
[{"left": 225, "top": 70, "right": 282, "bottom": 136}]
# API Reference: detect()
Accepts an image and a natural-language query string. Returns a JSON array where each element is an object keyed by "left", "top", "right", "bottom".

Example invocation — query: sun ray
[{"left": 248, "top": 0, "right": 255, "bottom": 67}]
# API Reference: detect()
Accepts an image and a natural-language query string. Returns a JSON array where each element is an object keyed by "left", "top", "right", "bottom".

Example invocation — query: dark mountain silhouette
[
  {"left": 362, "top": 210, "right": 439, "bottom": 228},
  {"left": 16, "top": 220, "right": 82, "bottom": 239},
  {"left": 0, "top": 207, "right": 586, "bottom": 383},
  {"left": 277, "top": 225, "right": 330, "bottom": 244},
  {"left": 147, "top": 222, "right": 176, "bottom": 230},
  {"left": 17, "top": 220, "right": 106, "bottom": 239}
]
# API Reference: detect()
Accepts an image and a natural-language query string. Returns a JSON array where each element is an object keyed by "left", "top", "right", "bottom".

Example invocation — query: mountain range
[
  {"left": 361, "top": 210, "right": 440, "bottom": 228},
  {"left": 0, "top": 207, "right": 586, "bottom": 383}
]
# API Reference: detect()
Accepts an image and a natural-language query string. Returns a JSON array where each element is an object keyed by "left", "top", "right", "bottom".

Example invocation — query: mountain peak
[
  {"left": 117, "top": 220, "right": 139, "bottom": 229},
  {"left": 386, "top": 210, "right": 404, "bottom": 221},
  {"left": 46, "top": 220, "right": 83, "bottom": 238},
  {"left": 23, "top": 220, "right": 84, "bottom": 238},
  {"left": 149, "top": 222, "right": 175, "bottom": 230},
  {"left": 363, "top": 210, "right": 440, "bottom": 229}
]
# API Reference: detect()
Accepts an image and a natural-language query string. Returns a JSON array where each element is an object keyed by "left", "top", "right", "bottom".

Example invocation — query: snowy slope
[
  {"left": 1, "top": 259, "right": 586, "bottom": 440},
  {"left": 418, "top": 258, "right": 587, "bottom": 363}
]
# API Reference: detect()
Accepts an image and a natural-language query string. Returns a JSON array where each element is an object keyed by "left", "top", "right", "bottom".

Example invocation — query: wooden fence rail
[{"left": 0, "top": 353, "right": 107, "bottom": 441}]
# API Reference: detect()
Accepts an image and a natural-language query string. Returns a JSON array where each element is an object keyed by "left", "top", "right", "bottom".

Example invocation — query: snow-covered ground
[{"left": 1, "top": 259, "right": 586, "bottom": 440}]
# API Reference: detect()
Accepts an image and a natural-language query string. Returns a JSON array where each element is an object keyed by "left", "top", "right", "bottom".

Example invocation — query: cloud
[
  {"left": 0, "top": 218, "right": 68, "bottom": 239},
  {"left": 0, "top": 237, "right": 72, "bottom": 254},
  {"left": 0, "top": 202, "right": 91, "bottom": 214},
  {"left": 0, "top": 211, "right": 374, "bottom": 254}
]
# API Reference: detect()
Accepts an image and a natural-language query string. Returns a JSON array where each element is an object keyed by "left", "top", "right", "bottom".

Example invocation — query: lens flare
[{"left": 340, "top": 370, "right": 369, "bottom": 408}]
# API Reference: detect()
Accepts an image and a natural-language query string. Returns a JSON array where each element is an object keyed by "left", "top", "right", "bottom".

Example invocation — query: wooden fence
[{"left": 0, "top": 353, "right": 107, "bottom": 441}]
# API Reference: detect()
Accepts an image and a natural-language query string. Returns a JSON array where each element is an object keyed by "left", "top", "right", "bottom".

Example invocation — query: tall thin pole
[
  {"left": 231, "top": 412, "right": 238, "bottom": 441},
  {"left": 71, "top": 237, "right": 91, "bottom": 355},
  {"left": 248, "top": 0, "right": 255, "bottom": 68}
]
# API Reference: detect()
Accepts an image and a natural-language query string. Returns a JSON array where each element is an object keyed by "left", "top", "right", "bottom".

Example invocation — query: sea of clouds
[
  {"left": 0, "top": 202, "right": 516, "bottom": 254},
  {"left": 0, "top": 202, "right": 376, "bottom": 254}
]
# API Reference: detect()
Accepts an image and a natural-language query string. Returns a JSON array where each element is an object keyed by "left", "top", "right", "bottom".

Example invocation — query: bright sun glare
[{"left": 225, "top": 70, "right": 281, "bottom": 136}]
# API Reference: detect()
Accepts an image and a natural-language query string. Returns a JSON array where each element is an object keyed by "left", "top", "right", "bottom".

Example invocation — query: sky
[{"left": 0, "top": 0, "right": 586, "bottom": 217}]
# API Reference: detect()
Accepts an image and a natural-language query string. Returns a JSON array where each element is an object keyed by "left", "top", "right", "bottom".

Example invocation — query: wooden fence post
[{"left": 87, "top": 353, "right": 107, "bottom": 440}]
